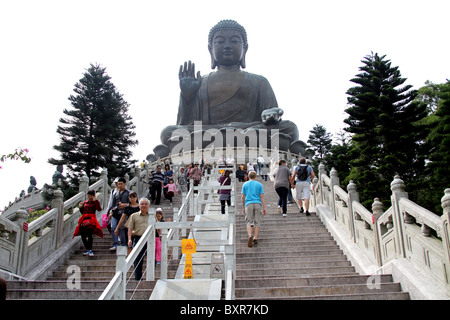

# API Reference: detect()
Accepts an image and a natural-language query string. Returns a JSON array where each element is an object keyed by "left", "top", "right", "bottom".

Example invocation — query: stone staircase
[
  {"left": 5, "top": 178, "right": 411, "bottom": 300},
  {"left": 6, "top": 193, "right": 182, "bottom": 300},
  {"left": 234, "top": 179, "right": 410, "bottom": 300}
]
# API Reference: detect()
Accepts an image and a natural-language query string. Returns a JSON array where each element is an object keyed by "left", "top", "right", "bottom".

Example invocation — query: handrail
[
  {"left": 314, "top": 165, "right": 450, "bottom": 296},
  {"left": 99, "top": 164, "right": 237, "bottom": 300},
  {"left": 0, "top": 169, "right": 110, "bottom": 278}
]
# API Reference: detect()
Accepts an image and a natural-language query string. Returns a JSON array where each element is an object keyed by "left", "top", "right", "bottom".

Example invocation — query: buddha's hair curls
[{"left": 208, "top": 20, "right": 248, "bottom": 47}]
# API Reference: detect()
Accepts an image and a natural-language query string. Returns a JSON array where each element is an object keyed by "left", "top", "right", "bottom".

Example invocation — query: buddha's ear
[
  {"left": 208, "top": 45, "right": 217, "bottom": 69},
  {"left": 240, "top": 44, "right": 248, "bottom": 69}
]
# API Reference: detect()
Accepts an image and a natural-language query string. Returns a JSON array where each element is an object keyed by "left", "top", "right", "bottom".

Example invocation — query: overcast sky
[{"left": 1, "top": 0, "right": 449, "bottom": 211}]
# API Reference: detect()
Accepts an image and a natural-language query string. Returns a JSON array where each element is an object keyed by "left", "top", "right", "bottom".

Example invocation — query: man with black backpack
[{"left": 291, "top": 158, "right": 315, "bottom": 216}]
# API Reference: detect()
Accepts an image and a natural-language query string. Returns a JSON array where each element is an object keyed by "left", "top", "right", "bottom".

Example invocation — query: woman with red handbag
[{"left": 73, "top": 190, "right": 103, "bottom": 256}]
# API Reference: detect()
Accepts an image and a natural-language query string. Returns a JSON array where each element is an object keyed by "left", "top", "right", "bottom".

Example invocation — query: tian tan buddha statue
[{"left": 154, "top": 19, "right": 302, "bottom": 158}]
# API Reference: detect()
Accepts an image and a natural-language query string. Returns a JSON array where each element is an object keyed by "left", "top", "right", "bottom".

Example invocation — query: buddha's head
[{"left": 208, "top": 20, "right": 248, "bottom": 69}]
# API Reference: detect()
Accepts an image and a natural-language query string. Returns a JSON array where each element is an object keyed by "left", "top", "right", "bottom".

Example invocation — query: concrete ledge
[
  {"left": 315, "top": 204, "right": 450, "bottom": 300},
  {"left": 149, "top": 279, "right": 222, "bottom": 300},
  {"left": 380, "top": 258, "right": 449, "bottom": 300}
]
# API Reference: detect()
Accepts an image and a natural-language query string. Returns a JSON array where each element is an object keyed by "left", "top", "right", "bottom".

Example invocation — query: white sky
[{"left": 1, "top": 0, "right": 449, "bottom": 211}]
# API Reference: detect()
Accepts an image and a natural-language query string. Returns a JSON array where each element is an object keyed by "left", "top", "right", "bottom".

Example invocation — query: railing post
[
  {"left": 347, "top": 180, "right": 359, "bottom": 242},
  {"left": 161, "top": 228, "right": 168, "bottom": 280},
  {"left": 52, "top": 188, "right": 65, "bottom": 249},
  {"left": 100, "top": 168, "right": 109, "bottom": 209},
  {"left": 181, "top": 192, "right": 187, "bottom": 238},
  {"left": 225, "top": 204, "right": 236, "bottom": 300},
  {"left": 134, "top": 166, "right": 141, "bottom": 194},
  {"left": 372, "top": 197, "right": 384, "bottom": 267},
  {"left": 79, "top": 174, "right": 89, "bottom": 201},
  {"left": 146, "top": 207, "right": 156, "bottom": 281},
  {"left": 318, "top": 163, "right": 326, "bottom": 205},
  {"left": 114, "top": 246, "right": 127, "bottom": 300},
  {"left": 189, "top": 181, "right": 194, "bottom": 216},
  {"left": 330, "top": 167, "right": 340, "bottom": 219},
  {"left": 15, "top": 208, "right": 29, "bottom": 276},
  {"left": 441, "top": 188, "right": 450, "bottom": 288},
  {"left": 390, "top": 175, "right": 409, "bottom": 259},
  {"left": 172, "top": 206, "right": 179, "bottom": 259}
]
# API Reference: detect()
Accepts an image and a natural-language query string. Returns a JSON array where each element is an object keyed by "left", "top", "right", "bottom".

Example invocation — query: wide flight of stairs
[
  {"left": 6, "top": 177, "right": 410, "bottom": 300},
  {"left": 233, "top": 178, "right": 410, "bottom": 300},
  {"left": 6, "top": 193, "right": 182, "bottom": 300}
]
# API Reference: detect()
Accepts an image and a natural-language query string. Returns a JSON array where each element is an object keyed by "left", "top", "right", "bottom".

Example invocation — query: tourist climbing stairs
[{"left": 233, "top": 179, "right": 410, "bottom": 300}]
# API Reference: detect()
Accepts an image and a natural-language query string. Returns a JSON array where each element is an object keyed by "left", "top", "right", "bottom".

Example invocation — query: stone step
[
  {"left": 235, "top": 282, "right": 404, "bottom": 299},
  {"left": 235, "top": 254, "right": 348, "bottom": 264},
  {"left": 6, "top": 287, "right": 153, "bottom": 300},
  {"left": 234, "top": 274, "right": 395, "bottom": 288},
  {"left": 236, "top": 265, "right": 356, "bottom": 277},
  {"left": 235, "top": 229, "right": 332, "bottom": 238},
  {"left": 236, "top": 259, "right": 352, "bottom": 270},
  {"left": 6, "top": 280, "right": 156, "bottom": 290},
  {"left": 235, "top": 244, "right": 342, "bottom": 254}
]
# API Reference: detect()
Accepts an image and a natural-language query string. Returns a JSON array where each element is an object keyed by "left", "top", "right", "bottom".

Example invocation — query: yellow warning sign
[
  {"left": 181, "top": 239, "right": 197, "bottom": 254},
  {"left": 184, "top": 253, "right": 193, "bottom": 279}
]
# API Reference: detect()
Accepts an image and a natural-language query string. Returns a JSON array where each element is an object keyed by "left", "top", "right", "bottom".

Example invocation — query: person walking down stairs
[
  {"left": 73, "top": 190, "right": 104, "bottom": 257},
  {"left": 241, "top": 171, "right": 267, "bottom": 247}
]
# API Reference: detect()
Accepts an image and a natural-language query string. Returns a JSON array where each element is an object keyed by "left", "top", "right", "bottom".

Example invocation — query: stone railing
[
  {"left": 1, "top": 188, "right": 44, "bottom": 219},
  {"left": 312, "top": 164, "right": 450, "bottom": 297},
  {"left": 0, "top": 169, "right": 110, "bottom": 278}
]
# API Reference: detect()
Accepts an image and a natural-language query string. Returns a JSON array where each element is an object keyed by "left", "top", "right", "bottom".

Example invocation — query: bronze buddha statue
[{"left": 154, "top": 20, "right": 301, "bottom": 158}]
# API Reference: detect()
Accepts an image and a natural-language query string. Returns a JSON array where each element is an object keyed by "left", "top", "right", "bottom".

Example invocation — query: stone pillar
[
  {"left": 441, "top": 188, "right": 450, "bottom": 289},
  {"left": 390, "top": 175, "right": 409, "bottom": 258},
  {"left": 79, "top": 175, "right": 89, "bottom": 201},
  {"left": 330, "top": 167, "right": 340, "bottom": 219},
  {"left": 347, "top": 180, "right": 359, "bottom": 242},
  {"left": 146, "top": 207, "right": 156, "bottom": 281},
  {"left": 52, "top": 188, "right": 65, "bottom": 249},
  {"left": 372, "top": 198, "right": 384, "bottom": 267},
  {"left": 100, "top": 168, "right": 108, "bottom": 209},
  {"left": 114, "top": 246, "right": 127, "bottom": 300},
  {"left": 15, "top": 208, "right": 29, "bottom": 276},
  {"left": 318, "top": 163, "right": 326, "bottom": 205}
]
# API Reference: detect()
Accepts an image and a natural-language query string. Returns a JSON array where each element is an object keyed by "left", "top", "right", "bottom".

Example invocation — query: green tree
[
  {"left": 323, "top": 130, "right": 352, "bottom": 186},
  {"left": 307, "top": 124, "right": 333, "bottom": 162},
  {"left": 423, "top": 80, "right": 450, "bottom": 214},
  {"left": 344, "top": 53, "right": 427, "bottom": 208},
  {"left": 49, "top": 63, "right": 138, "bottom": 186}
]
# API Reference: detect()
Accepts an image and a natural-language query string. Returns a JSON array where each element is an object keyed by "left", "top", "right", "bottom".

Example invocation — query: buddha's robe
[{"left": 176, "top": 71, "right": 277, "bottom": 126}]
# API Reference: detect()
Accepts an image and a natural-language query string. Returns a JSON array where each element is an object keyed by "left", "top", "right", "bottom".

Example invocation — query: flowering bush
[
  {"left": 0, "top": 148, "right": 31, "bottom": 169},
  {"left": 27, "top": 207, "right": 50, "bottom": 223}
]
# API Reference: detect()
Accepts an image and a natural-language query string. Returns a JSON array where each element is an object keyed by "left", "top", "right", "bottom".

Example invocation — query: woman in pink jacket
[{"left": 163, "top": 178, "right": 178, "bottom": 205}]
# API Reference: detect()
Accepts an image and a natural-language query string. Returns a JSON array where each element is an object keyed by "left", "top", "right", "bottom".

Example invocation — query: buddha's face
[{"left": 209, "top": 29, "right": 247, "bottom": 68}]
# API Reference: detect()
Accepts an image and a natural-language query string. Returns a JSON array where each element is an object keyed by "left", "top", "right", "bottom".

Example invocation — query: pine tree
[
  {"left": 425, "top": 80, "right": 450, "bottom": 214},
  {"left": 49, "top": 64, "right": 138, "bottom": 186},
  {"left": 344, "top": 53, "right": 427, "bottom": 208},
  {"left": 307, "top": 124, "right": 333, "bottom": 162}
]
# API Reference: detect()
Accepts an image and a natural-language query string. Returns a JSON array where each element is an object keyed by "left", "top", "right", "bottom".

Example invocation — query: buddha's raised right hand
[{"left": 179, "top": 60, "right": 202, "bottom": 102}]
